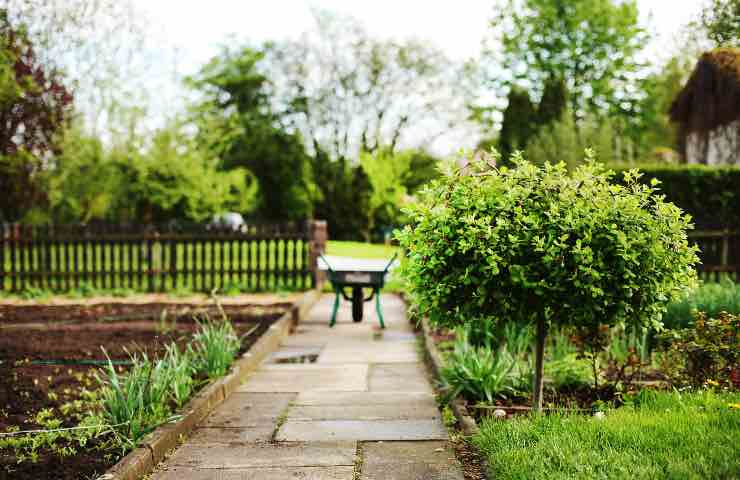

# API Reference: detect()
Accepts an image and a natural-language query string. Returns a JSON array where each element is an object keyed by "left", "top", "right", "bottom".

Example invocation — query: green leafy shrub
[
  {"left": 663, "top": 280, "right": 740, "bottom": 330},
  {"left": 398, "top": 154, "right": 699, "bottom": 408},
  {"left": 658, "top": 311, "right": 739, "bottom": 389},
  {"left": 545, "top": 355, "right": 592, "bottom": 389}
]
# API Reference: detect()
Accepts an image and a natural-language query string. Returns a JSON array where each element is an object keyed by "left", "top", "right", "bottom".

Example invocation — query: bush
[
  {"left": 610, "top": 163, "right": 740, "bottom": 230},
  {"left": 473, "top": 389, "right": 740, "bottom": 480},
  {"left": 398, "top": 154, "right": 699, "bottom": 408},
  {"left": 663, "top": 280, "right": 740, "bottom": 330},
  {"left": 658, "top": 311, "right": 739, "bottom": 389}
]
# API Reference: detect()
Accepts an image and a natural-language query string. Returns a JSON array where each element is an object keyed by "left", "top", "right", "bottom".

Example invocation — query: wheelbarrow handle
[
  {"left": 318, "top": 253, "right": 335, "bottom": 274},
  {"left": 383, "top": 252, "right": 399, "bottom": 273}
]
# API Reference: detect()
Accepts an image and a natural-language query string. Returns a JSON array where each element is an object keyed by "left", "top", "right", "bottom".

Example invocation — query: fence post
[
  {"left": 0, "top": 223, "right": 4, "bottom": 292},
  {"left": 308, "top": 220, "right": 328, "bottom": 289}
]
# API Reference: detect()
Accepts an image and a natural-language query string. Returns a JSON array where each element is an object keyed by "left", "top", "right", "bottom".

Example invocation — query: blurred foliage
[{"left": 187, "top": 47, "right": 316, "bottom": 222}]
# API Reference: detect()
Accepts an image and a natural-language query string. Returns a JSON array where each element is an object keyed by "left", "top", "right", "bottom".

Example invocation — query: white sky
[{"left": 136, "top": 0, "right": 703, "bottom": 71}]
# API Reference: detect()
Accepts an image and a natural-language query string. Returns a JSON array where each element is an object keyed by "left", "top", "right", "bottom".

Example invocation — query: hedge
[{"left": 609, "top": 164, "right": 740, "bottom": 231}]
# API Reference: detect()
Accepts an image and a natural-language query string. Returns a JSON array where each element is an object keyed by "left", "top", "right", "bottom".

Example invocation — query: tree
[
  {"left": 0, "top": 12, "right": 73, "bottom": 221},
  {"left": 525, "top": 110, "right": 619, "bottom": 169},
  {"left": 397, "top": 155, "right": 698, "bottom": 410},
  {"left": 482, "top": 0, "right": 647, "bottom": 119},
  {"left": 536, "top": 76, "right": 568, "bottom": 128},
  {"left": 700, "top": 0, "right": 740, "bottom": 46},
  {"left": 497, "top": 87, "right": 536, "bottom": 163},
  {"left": 49, "top": 127, "right": 126, "bottom": 223},
  {"left": 187, "top": 47, "right": 316, "bottom": 221},
  {"left": 262, "top": 10, "right": 471, "bottom": 161},
  {"left": 3, "top": 0, "right": 156, "bottom": 135}
]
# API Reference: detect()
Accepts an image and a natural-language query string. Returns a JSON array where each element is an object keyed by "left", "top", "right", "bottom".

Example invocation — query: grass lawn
[
  {"left": 473, "top": 390, "right": 740, "bottom": 480},
  {"left": 325, "top": 240, "right": 399, "bottom": 259}
]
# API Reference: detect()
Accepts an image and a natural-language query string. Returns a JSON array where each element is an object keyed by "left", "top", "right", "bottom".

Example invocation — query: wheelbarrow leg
[
  {"left": 330, "top": 289, "right": 341, "bottom": 327},
  {"left": 375, "top": 288, "right": 385, "bottom": 329}
]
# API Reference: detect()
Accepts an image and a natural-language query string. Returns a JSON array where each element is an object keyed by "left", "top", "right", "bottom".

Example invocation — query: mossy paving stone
[
  {"left": 150, "top": 465, "right": 355, "bottom": 479},
  {"left": 359, "top": 441, "right": 464, "bottom": 480}
]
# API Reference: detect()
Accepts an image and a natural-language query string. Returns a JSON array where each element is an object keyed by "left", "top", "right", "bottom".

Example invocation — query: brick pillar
[{"left": 308, "top": 220, "right": 328, "bottom": 289}]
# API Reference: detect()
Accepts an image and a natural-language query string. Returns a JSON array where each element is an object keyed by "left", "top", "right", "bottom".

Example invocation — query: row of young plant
[{"left": 0, "top": 312, "right": 241, "bottom": 464}]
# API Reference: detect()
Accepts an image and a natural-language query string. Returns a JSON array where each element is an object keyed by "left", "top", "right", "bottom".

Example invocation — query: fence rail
[
  {"left": 688, "top": 230, "right": 739, "bottom": 282},
  {"left": 0, "top": 221, "right": 328, "bottom": 293}
]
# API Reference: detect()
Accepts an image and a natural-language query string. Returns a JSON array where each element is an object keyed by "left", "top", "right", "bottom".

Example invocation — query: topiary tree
[{"left": 397, "top": 152, "right": 699, "bottom": 410}]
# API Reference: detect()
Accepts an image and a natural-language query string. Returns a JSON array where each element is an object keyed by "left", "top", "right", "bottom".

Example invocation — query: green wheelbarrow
[{"left": 318, "top": 253, "right": 398, "bottom": 329}]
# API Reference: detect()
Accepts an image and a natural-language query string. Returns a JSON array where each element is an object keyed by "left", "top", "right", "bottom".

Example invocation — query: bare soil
[{"left": 0, "top": 301, "right": 289, "bottom": 480}]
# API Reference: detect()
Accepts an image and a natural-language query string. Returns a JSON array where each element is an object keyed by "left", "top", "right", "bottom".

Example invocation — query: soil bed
[{"left": 0, "top": 302, "right": 290, "bottom": 480}]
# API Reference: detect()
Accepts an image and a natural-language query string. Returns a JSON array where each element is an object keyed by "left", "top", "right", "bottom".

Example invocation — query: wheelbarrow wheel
[{"left": 352, "top": 287, "right": 363, "bottom": 322}]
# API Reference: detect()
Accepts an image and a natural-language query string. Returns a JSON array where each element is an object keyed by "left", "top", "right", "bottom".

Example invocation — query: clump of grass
[
  {"left": 189, "top": 314, "right": 241, "bottom": 378},
  {"left": 663, "top": 279, "right": 740, "bottom": 329},
  {"left": 473, "top": 389, "right": 740, "bottom": 480}
]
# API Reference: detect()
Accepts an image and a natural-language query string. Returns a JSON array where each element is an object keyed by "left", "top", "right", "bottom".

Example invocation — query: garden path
[{"left": 151, "top": 293, "right": 464, "bottom": 479}]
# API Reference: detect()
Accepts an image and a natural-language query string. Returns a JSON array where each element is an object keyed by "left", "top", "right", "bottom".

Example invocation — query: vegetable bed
[{"left": 0, "top": 301, "right": 290, "bottom": 480}]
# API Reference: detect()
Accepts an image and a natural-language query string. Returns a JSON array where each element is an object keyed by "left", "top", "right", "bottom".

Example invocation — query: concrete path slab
[
  {"left": 201, "top": 393, "right": 294, "bottom": 427},
  {"left": 152, "top": 466, "right": 355, "bottom": 480},
  {"left": 288, "top": 404, "right": 441, "bottom": 421},
  {"left": 293, "top": 391, "right": 437, "bottom": 407},
  {"left": 276, "top": 419, "right": 448, "bottom": 442},
  {"left": 164, "top": 442, "right": 357, "bottom": 469},
  {"left": 150, "top": 294, "right": 463, "bottom": 480},
  {"left": 238, "top": 364, "right": 369, "bottom": 393},
  {"left": 360, "top": 441, "right": 465, "bottom": 480}
]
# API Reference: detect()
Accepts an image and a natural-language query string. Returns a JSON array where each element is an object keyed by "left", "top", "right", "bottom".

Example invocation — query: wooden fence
[
  {"left": 688, "top": 230, "right": 740, "bottom": 282},
  {"left": 0, "top": 221, "right": 328, "bottom": 293}
]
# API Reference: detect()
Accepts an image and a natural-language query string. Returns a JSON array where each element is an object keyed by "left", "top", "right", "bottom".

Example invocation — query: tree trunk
[{"left": 532, "top": 316, "right": 548, "bottom": 412}]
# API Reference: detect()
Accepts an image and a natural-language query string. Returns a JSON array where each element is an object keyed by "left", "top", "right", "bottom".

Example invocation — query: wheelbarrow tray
[{"left": 318, "top": 254, "right": 398, "bottom": 328}]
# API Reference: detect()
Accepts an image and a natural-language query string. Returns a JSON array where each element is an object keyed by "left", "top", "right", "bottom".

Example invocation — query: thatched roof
[{"left": 670, "top": 48, "right": 740, "bottom": 135}]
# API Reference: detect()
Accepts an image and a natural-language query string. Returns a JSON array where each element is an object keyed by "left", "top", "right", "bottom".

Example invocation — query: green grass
[
  {"left": 663, "top": 279, "right": 740, "bottom": 329},
  {"left": 325, "top": 241, "right": 399, "bottom": 259},
  {"left": 473, "top": 389, "right": 740, "bottom": 480}
]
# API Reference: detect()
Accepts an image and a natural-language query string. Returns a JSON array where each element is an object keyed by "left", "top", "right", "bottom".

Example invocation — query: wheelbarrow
[{"left": 318, "top": 253, "right": 398, "bottom": 329}]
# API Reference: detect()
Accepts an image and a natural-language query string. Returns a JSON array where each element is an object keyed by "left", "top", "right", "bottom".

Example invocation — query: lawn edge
[
  {"left": 419, "top": 316, "right": 490, "bottom": 479},
  {"left": 98, "top": 287, "right": 323, "bottom": 480}
]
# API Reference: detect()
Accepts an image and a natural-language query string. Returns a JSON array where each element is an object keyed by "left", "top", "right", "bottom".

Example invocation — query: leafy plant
[
  {"left": 189, "top": 314, "right": 241, "bottom": 378},
  {"left": 398, "top": 154, "right": 699, "bottom": 409},
  {"left": 440, "top": 328, "right": 520, "bottom": 403},
  {"left": 658, "top": 311, "right": 739, "bottom": 389}
]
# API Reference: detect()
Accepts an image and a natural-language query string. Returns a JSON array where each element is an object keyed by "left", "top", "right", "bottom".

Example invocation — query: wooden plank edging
[{"left": 98, "top": 288, "right": 323, "bottom": 480}]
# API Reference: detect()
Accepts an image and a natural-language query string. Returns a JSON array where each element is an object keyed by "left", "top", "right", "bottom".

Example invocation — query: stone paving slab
[
  {"left": 369, "top": 363, "right": 434, "bottom": 393},
  {"left": 293, "top": 391, "right": 438, "bottom": 407},
  {"left": 238, "top": 364, "right": 368, "bottom": 393},
  {"left": 201, "top": 393, "right": 294, "bottom": 427},
  {"left": 152, "top": 465, "right": 354, "bottom": 479},
  {"left": 187, "top": 425, "right": 276, "bottom": 444},
  {"left": 276, "top": 419, "right": 448, "bottom": 442},
  {"left": 288, "top": 404, "right": 440, "bottom": 421},
  {"left": 317, "top": 344, "right": 419, "bottom": 364},
  {"left": 359, "top": 441, "right": 464, "bottom": 480},
  {"left": 165, "top": 442, "right": 357, "bottom": 469}
]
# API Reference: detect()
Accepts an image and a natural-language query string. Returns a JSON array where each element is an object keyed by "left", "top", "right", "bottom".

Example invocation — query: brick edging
[{"left": 98, "top": 288, "right": 323, "bottom": 480}]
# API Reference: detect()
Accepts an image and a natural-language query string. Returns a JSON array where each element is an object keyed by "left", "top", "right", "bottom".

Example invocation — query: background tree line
[{"left": 0, "top": 1, "right": 735, "bottom": 240}]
